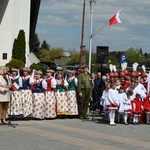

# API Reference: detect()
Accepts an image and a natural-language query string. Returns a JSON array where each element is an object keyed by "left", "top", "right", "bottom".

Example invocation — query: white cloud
[{"left": 36, "top": 0, "right": 150, "bottom": 53}]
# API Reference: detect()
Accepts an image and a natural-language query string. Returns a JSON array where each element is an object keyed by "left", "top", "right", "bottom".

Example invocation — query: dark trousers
[{"left": 78, "top": 88, "right": 91, "bottom": 117}]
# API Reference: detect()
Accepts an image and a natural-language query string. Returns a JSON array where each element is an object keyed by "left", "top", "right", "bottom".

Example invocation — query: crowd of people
[
  {"left": 0, "top": 64, "right": 150, "bottom": 126},
  {"left": 97, "top": 68, "right": 150, "bottom": 126}
]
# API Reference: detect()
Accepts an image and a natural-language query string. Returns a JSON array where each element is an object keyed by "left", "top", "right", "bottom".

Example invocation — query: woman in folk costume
[
  {"left": 66, "top": 70, "right": 78, "bottom": 116},
  {"left": 20, "top": 67, "right": 33, "bottom": 118},
  {"left": 42, "top": 69, "right": 57, "bottom": 119},
  {"left": 31, "top": 70, "right": 45, "bottom": 119},
  {"left": 9, "top": 68, "right": 23, "bottom": 117},
  {"left": 0, "top": 66, "right": 11, "bottom": 124},
  {"left": 106, "top": 82, "right": 119, "bottom": 126},
  {"left": 55, "top": 72, "right": 68, "bottom": 115}
]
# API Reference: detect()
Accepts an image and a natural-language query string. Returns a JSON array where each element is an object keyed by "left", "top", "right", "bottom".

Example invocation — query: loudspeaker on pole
[{"left": 96, "top": 46, "right": 109, "bottom": 63}]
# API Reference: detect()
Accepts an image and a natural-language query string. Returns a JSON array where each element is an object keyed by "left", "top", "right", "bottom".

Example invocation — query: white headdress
[
  {"left": 142, "top": 65, "right": 146, "bottom": 72},
  {"left": 112, "top": 65, "right": 117, "bottom": 72},
  {"left": 132, "top": 62, "right": 139, "bottom": 71},
  {"left": 109, "top": 64, "right": 113, "bottom": 72}
]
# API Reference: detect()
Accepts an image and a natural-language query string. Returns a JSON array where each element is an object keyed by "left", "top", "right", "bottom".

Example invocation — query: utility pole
[{"left": 79, "top": 0, "right": 86, "bottom": 69}]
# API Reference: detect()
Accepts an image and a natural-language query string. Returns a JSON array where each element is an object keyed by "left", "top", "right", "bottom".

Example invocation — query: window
[{"left": 3, "top": 53, "right": 7, "bottom": 60}]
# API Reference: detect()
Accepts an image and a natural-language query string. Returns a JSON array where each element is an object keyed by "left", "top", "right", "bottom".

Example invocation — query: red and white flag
[
  {"left": 147, "top": 72, "right": 150, "bottom": 94},
  {"left": 11, "top": 82, "right": 19, "bottom": 91},
  {"left": 109, "top": 7, "right": 124, "bottom": 26}
]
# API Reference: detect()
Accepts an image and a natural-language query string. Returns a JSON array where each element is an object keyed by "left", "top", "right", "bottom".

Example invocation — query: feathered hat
[
  {"left": 131, "top": 62, "right": 139, "bottom": 77},
  {"left": 141, "top": 65, "right": 148, "bottom": 77}
]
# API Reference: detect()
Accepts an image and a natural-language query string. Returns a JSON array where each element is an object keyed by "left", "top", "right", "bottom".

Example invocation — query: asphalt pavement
[{"left": 0, "top": 113, "right": 150, "bottom": 150}]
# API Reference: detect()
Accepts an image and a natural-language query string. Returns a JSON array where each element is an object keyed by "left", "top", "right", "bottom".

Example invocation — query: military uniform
[{"left": 77, "top": 73, "right": 92, "bottom": 119}]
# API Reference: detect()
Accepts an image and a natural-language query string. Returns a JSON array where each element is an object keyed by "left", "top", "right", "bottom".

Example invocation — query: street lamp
[{"left": 89, "top": 0, "right": 97, "bottom": 73}]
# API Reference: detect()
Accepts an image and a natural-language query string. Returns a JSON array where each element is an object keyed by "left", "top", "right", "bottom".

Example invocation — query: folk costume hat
[
  {"left": 23, "top": 67, "right": 31, "bottom": 72},
  {"left": 46, "top": 69, "right": 55, "bottom": 73},
  {"left": 68, "top": 70, "right": 75, "bottom": 74},
  {"left": 141, "top": 65, "right": 148, "bottom": 77},
  {"left": 11, "top": 68, "right": 18, "bottom": 72},
  {"left": 131, "top": 62, "right": 139, "bottom": 77},
  {"left": 35, "top": 70, "right": 42, "bottom": 75}
]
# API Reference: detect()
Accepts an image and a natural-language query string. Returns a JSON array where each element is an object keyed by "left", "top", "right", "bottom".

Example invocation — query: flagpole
[
  {"left": 89, "top": 0, "right": 97, "bottom": 73},
  {"left": 91, "top": 21, "right": 109, "bottom": 38}
]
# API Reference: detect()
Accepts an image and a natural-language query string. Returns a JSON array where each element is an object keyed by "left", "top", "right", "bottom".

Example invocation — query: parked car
[
  {"left": 56, "top": 64, "right": 63, "bottom": 71},
  {"left": 38, "top": 62, "right": 49, "bottom": 69},
  {"left": 40, "top": 62, "right": 57, "bottom": 71},
  {"left": 64, "top": 65, "right": 78, "bottom": 75}
]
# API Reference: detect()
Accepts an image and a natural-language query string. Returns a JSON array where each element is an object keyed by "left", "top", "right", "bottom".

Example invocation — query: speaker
[{"left": 96, "top": 46, "right": 109, "bottom": 63}]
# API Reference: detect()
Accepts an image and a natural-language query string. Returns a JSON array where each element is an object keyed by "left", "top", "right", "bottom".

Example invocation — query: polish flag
[
  {"left": 11, "top": 82, "right": 19, "bottom": 91},
  {"left": 109, "top": 8, "right": 124, "bottom": 26},
  {"left": 147, "top": 72, "right": 150, "bottom": 93}
]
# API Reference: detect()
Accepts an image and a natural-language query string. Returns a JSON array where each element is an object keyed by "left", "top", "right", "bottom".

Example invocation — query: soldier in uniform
[{"left": 77, "top": 66, "right": 92, "bottom": 119}]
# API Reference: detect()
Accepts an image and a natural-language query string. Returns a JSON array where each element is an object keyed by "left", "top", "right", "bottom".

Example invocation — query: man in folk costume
[
  {"left": 66, "top": 70, "right": 78, "bottom": 116},
  {"left": 31, "top": 70, "right": 45, "bottom": 119},
  {"left": 42, "top": 69, "right": 57, "bottom": 119},
  {"left": 143, "top": 72, "right": 150, "bottom": 124},
  {"left": 9, "top": 68, "right": 23, "bottom": 117},
  {"left": 108, "top": 64, "right": 115, "bottom": 83},
  {"left": 121, "top": 62, "right": 131, "bottom": 89},
  {"left": 20, "top": 67, "right": 33, "bottom": 118},
  {"left": 55, "top": 72, "right": 68, "bottom": 115},
  {"left": 77, "top": 66, "right": 92, "bottom": 119},
  {"left": 140, "top": 65, "right": 148, "bottom": 89}
]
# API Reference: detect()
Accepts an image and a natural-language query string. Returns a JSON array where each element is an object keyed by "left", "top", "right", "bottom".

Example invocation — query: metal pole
[
  {"left": 79, "top": 0, "right": 86, "bottom": 69},
  {"left": 89, "top": 0, "right": 96, "bottom": 73}
]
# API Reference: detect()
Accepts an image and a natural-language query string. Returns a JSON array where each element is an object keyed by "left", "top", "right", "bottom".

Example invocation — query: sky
[{"left": 36, "top": 0, "right": 150, "bottom": 53}]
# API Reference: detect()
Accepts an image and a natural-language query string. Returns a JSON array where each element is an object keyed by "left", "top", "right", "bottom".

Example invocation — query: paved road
[{"left": 0, "top": 115, "right": 150, "bottom": 150}]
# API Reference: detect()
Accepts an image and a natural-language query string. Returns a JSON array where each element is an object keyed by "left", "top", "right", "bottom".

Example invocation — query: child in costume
[
  {"left": 106, "top": 82, "right": 119, "bottom": 126},
  {"left": 131, "top": 93, "right": 144, "bottom": 125},
  {"left": 143, "top": 94, "right": 150, "bottom": 124}
]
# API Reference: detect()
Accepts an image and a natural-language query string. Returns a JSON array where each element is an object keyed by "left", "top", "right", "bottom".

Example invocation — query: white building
[{"left": 0, "top": 0, "right": 41, "bottom": 67}]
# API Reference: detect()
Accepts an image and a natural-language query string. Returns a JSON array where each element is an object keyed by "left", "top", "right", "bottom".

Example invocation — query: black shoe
[
  {"left": 79, "top": 116, "right": 84, "bottom": 120},
  {"left": 84, "top": 115, "right": 89, "bottom": 119}
]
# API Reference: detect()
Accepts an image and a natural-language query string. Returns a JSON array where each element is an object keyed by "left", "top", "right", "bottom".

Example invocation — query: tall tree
[
  {"left": 125, "top": 47, "right": 140, "bottom": 63},
  {"left": 30, "top": 33, "right": 40, "bottom": 57},
  {"left": 39, "top": 48, "right": 64, "bottom": 62},
  {"left": 40, "top": 40, "right": 50, "bottom": 50},
  {"left": 12, "top": 30, "right": 26, "bottom": 64}
]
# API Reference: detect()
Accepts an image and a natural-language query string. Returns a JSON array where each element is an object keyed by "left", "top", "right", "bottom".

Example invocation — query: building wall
[{"left": 0, "top": 0, "right": 30, "bottom": 66}]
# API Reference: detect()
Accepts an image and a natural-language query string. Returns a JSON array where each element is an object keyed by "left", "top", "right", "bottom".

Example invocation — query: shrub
[
  {"left": 5, "top": 58, "right": 25, "bottom": 69},
  {"left": 30, "top": 63, "right": 46, "bottom": 74}
]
